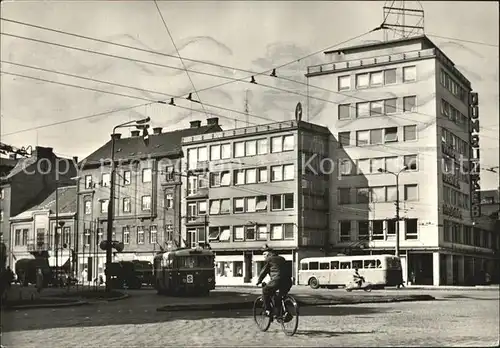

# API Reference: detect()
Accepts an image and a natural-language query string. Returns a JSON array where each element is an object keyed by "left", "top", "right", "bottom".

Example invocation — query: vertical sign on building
[{"left": 469, "top": 92, "right": 481, "bottom": 217}]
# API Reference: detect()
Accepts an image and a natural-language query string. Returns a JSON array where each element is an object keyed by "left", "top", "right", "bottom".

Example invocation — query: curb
[
  {"left": 156, "top": 294, "right": 435, "bottom": 312},
  {"left": 2, "top": 300, "right": 89, "bottom": 311},
  {"left": 100, "top": 293, "right": 129, "bottom": 302}
]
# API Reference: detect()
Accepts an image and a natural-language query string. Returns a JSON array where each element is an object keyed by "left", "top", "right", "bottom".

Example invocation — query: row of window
[
  {"left": 442, "top": 156, "right": 469, "bottom": 184},
  {"left": 83, "top": 225, "right": 161, "bottom": 245},
  {"left": 441, "top": 99, "right": 468, "bottom": 132},
  {"left": 187, "top": 193, "right": 295, "bottom": 218},
  {"left": 338, "top": 125, "right": 417, "bottom": 147},
  {"left": 442, "top": 128, "right": 469, "bottom": 157},
  {"left": 339, "top": 155, "right": 418, "bottom": 176},
  {"left": 84, "top": 169, "right": 151, "bottom": 189},
  {"left": 337, "top": 65, "right": 416, "bottom": 91},
  {"left": 443, "top": 186, "right": 470, "bottom": 210},
  {"left": 302, "top": 259, "right": 383, "bottom": 271},
  {"left": 338, "top": 219, "right": 419, "bottom": 242},
  {"left": 338, "top": 96, "right": 417, "bottom": 120},
  {"left": 203, "top": 223, "right": 295, "bottom": 243},
  {"left": 440, "top": 69, "right": 468, "bottom": 104},
  {"left": 84, "top": 195, "right": 152, "bottom": 214},
  {"left": 187, "top": 134, "right": 295, "bottom": 169},
  {"left": 14, "top": 227, "right": 73, "bottom": 247},
  {"left": 338, "top": 185, "right": 419, "bottom": 204},
  {"left": 443, "top": 220, "right": 497, "bottom": 249},
  {"left": 207, "top": 164, "right": 295, "bottom": 189}
]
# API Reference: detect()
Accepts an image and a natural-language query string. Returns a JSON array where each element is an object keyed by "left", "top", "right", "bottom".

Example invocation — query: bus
[
  {"left": 298, "top": 254, "right": 402, "bottom": 289},
  {"left": 153, "top": 246, "right": 215, "bottom": 296}
]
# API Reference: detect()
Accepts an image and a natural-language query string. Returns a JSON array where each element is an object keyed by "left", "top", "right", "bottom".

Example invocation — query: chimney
[
  {"left": 207, "top": 117, "right": 219, "bottom": 126},
  {"left": 190, "top": 120, "right": 201, "bottom": 128},
  {"left": 9, "top": 154, "right": 17, "bottom": 160},
  {"left": 153, "top": 127, "right": 162, "bottom": 135},
  {"left": 73, "top": 156, "right": 78, "bottom": 164},
  {"left": 34, "top": 146, "right": 54, "bottom": 158},
  {"left": 111, "top": 133, "right": 121, "bottom": 140},
  {"left": 131, "top": 130, "right": 140, "bottom": 137}
]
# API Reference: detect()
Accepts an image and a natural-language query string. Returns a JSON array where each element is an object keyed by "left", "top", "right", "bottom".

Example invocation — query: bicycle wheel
[
  {"left": 280, "top": 295, "right": 299, "bottom": 336},
  {"left": 253, "top": 296, "right": 271, "bottom": 332}
]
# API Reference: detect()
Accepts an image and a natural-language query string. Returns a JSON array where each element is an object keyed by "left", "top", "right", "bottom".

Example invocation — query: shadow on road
[
  {"left": 2, "top": 304, "right": 391, "bottom": 333},
  {"left": 295, "top": 329, "right": 375, "bottom": 338}
]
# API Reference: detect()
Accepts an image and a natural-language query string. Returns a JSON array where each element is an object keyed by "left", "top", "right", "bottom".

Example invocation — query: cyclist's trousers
[{"left": 262, "top": 278, "right": 292, "bottom": 311}]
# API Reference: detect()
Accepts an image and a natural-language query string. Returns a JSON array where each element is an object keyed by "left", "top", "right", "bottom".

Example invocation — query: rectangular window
[
  {"left": 84, "top": 201, "right": 92, "bottom": 215},
  {"left": 165, "top": 166, "right": 175, "bottom": 182},
  {"left": 356, "top": 130, "right": 370, "bottom": 146},
  {"left": 284, "top": 193, "right": 294, "bottom": 209},
  {"left": 338, "top": 104, "right": 351, "bottom": 120},
  {"left": 100, "top": 199, "right": 109, "bottom": 213},
  {"left": 123, "top": 171, "right": 131, "bottom": 185},
  {"left": 257, "top": 167, "right": 267, "bottom": 183},
  {"left": 245, "top": 226, "right": 256, "bottom": 240},
  {"left": 339, "top": 221, "right": 351, "bottom": 242},
  {"left": 357, "top": 159, "right": 370, "bottom": 174},
  {"left": 234, "top": 142, "right": 245, "bottom": 157},
  {"left": 371, "top": 187, "right": 386, "bottom": 203},
  {"left": 405, "top": 218, "right": 418, "bottom": 239},
  {"left": 141, "top": 196, "right": 151, "bottom": 211},
  {"left": 370, "top": 71, "right": 383, "bottom": 86},
  {"left": 221, "top": 144, "right": 231, "bottom": 159},
  {"left": 384, "top": 98, "right": 397, "bottom": 114},
  {"left": 85, "top": 175, "right": 93, "bottom": 189},
  {"left": 234, "top": 198, "right": 245, "bottom": 213},
  {"left": 187, "top": 202, "right": 197, "bottom": 221},
  {"left": 257, "top": 139, "right": 268, "bottom": 154},
  {"left": 356, "top": 102, "right": 370, "bottom": 118},
  {"left": 233, "top": 226, "right": 244, "bottom": 241},
  {"left": 386, "top": 186, "right": 398, "bottom": 202},
  {"left": 142, "top": 168, "right": 152, "bottom": 183},
  {"left": 284, "top": 224, "right": 294, "bottom": 239},
  {"left": 283, "top": 135, "right": 294, "bottom": 151},
  {"left": 245, "top": 168, "right": 257, "bottom": 184},
  {"left": 198, "top": 201, "right": 207, "bottom": 215},
  {"left": 403, "top": 96, "right": 417, "bottom": 112},
  {"left": 137, "top": 227, "right": 145, "bottom": 244},
  {"left": 283, "top": 164, "right": 295, "bottom": 180},
  {"left": 358, "top": 220, "right": 369, "bottom": 240},
  {"left": 339, "top": 132, "right": 350, "bottom": 146},
  {"left": 404, "top": 155, "right": 418, "bottom": 170},
  {"left": 234, "top": 170, "right": 245, "bottom": 185},
  {"left": 370, "top": 101, "right": 384, "bottom": 116},
  {"left": 370, "top": 129, "right": 383, "bottom": 145},
  {"left": 356, "top": 188, "right": 370, "bottom": 203},
  {"left": 384, "top": 127, "right": 398, "bottom": 143},
  {"left": 84, "top": 230, "right": 91, "bottom": 246},
  {"left": 257, "top": 225, "right": 268, "bottom": 240},
  {"left": 271, "top": 166, "right": 282, "bottom": 181},
  {"left": 271, "top": 136, "right": 282, "bottom": 153},
  {"left": 123, "top": 227, "right": 130, "bottom": 244},
  {"left": 220, "top": 171, "right": 230, "bottom": 186},
  {"left": 271, "top": 194, "right": 282, "bottom": 211},
  {"left": 372, "top": 220, "right": 384, "bottom": 240},
  {"left": 387, "top": 219, "right": 396, "bottom": 236},
  {"left": 270, "top": 224, "right": 283, "bottom": 240},
  {"left": 384, "top": 69, "right": 397, "bottom": 84},
  {"left": 246, "top": 197, "right": 257, "bottom": 213},
  {"left": 256, "top": 196, "right": 267, "bottom": 211},
  {"left": 338, "top": 75, "right": 351, "bottom": 90},
  {"left": 403, "top": 125, "right": 417, "bottom": 141},
  {"left": 101, "top": 173, "right": 110, "bottom": 187},
  {"left": 356, "top": 73, "right": 369, "bottom": 88},
  {"left": 210, "top": 144, "right": 221, "bottom": 160},
  {"left": 404, "top": 184, "right": 418, "bottom": 201},
  {"left": 123, "top": 197, "right": 131, "bottom": 212},
  {"left": 165, "top": 193, "right": 173, "bottom": 209},
  {"left": 245, "top": 140, "right": 257, "bottom": 156},
  {"left": 338, "top": 188, "right": 350, "bottom": 204},
  {"left": 371, "top": 158, "right": 385, "bottom": 174},
  {"left": 149, "top": 226, "right": 157, "bottom": 244},
  {"left": 403, "top": 66, "right": 417, "bottom": 82}
]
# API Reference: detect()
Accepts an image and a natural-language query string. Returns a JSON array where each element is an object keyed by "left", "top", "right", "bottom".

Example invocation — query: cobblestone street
[{"left": 2, "top": 289, "right": 498, "bottom": 347}]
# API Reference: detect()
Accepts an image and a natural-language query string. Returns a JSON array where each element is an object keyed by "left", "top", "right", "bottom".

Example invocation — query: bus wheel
[{"left": 309, "top": 277, "right": 320, "bottom": 289}]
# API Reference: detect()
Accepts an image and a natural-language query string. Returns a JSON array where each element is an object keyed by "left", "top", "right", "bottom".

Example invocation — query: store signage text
[
  {"left": 443, "top": 203, "right": 463, "bottom": 219},
  {"left": 469, "top": 92, "right": 481, "bottom": 218}
]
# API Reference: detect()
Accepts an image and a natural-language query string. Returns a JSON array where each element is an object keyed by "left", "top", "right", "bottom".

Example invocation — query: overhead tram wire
[{"left": 152, "top": 0, "right": 209, "bottom": 118}]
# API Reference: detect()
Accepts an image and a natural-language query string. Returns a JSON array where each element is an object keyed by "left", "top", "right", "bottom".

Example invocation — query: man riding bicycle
[{"left": 256, "top": 245, "right": 293, "bottom": 316}]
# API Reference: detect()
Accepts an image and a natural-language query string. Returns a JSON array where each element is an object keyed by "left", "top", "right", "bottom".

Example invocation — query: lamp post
[
  {"left": 377, "top": 165, "right": 410, "bottom": 257},
  {"left": 105, "top": 117, "right": 150, "bottom": 292}
]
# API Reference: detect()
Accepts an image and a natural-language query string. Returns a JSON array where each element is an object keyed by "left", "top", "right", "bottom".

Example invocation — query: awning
[
  {"left": 332, "top": 241, "right": 367, "bottom": 249},
  {"left": 48, "top": 256, "right": 70, "bottom": 268}
]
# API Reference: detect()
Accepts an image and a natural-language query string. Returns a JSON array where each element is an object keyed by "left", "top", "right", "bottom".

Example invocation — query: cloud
[{"left": 439, "top": 41, "right": 485, "bottom": 59}]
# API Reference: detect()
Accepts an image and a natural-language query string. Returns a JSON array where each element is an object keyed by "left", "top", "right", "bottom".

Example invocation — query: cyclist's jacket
[{"left": 257, "top": 255, "right": 292, "bottom": 284}]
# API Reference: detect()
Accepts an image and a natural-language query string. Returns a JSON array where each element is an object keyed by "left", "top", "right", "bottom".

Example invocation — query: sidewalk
[{"left": 216, "top": 284, "right": 500, "bottom": 291}]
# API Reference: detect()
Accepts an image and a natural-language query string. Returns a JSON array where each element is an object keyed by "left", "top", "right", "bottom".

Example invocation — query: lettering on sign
[
  {"left": 443, "top": 203, "right": 462, "bottom": 219},
  {"left": 442, "top": 173, "right": 461, "bottom": 189},
  {"left": 442, "top": 143, "right": 456, "bottom": 159},
  {"left": 469, "top": 92, "right": 481, "bottom": 218}
]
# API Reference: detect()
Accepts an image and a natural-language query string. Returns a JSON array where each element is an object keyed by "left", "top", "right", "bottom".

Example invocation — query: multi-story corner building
[
  {"left": 306, "top": 35, "right": 497, "bottom": 285},
  {"left": 10, "top": 185, "right": 77, "bottom": 273},
  {"left": 0, "top": 147, "right": 77, "bottom": 267},
  {"left": 180, "top": 119, "right": 333, "bottom": 285},
  {"left": 76, "top": 119, "right": 222, "bottom": 278}
]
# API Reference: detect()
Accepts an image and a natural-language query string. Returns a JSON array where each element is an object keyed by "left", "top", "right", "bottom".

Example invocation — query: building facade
[
  {"left": 180, "top": 120, "right": 334, "bottom": 285},
  {"left": 10, "top": 185, "right": 77, "bottom": 273},
  {"left": 0, "top": 147, "right": 77, "bottom": 267},
  {"left": 76, "top": 119, "right": 222, "bottom": 278},
  {"left": 306, "top": 35, "right": 497, "bottom": 285}
]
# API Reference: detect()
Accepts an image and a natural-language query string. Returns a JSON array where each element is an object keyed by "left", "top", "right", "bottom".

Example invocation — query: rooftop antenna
[{"left": 383, "top": 1, "right": 425, "bottom": 41}]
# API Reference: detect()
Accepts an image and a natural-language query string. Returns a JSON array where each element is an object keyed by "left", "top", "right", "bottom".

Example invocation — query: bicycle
[{"left": 253, "top": 282, "right": 299, "bottom": 336}]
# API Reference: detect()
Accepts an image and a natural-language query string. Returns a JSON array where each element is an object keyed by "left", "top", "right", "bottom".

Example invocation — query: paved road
[{"left": 2, "top": 289, "right": 498, "bottom": 347}]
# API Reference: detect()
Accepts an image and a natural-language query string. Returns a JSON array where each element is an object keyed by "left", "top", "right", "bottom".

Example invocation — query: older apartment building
[
  {"left": 180, "top": 119, "right": 334, "bottom": 285},
  {"left": 76, "top": 119, "right": 222, "bottom": 277},
  {"left": 0, "top": 147, "right": 77, "bottom": 267},
  {"left": 306, "top": 35, "right": 497, "bottom": 285},
  {"left": 10, "top": 185, "right": 77, "bottom": 273}
]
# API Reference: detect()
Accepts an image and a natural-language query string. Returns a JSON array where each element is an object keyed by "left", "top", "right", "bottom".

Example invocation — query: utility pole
[
  {"left": 395, "top": 174, "right": 401, "bottom": 258},
  {"left": 203, "top": 214, "right": 209, "bottom": 247},
  {"left": 55, "top": 183, "right": 59, "bottom": 286}
]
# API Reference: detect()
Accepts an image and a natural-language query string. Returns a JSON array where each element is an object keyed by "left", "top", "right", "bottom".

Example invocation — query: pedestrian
[{"left": 35, "top": 268, "right": 44, "bottom": 294}]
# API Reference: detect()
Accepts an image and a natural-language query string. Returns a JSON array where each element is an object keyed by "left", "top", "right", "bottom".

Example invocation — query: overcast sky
[{"left": 0, "top": 1, "right": 498, "bottom": 189}]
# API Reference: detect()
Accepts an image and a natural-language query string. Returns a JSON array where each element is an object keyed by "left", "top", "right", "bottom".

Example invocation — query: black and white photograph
[{"left": 0, "top": 0, "right": 498, "bottom": 346}]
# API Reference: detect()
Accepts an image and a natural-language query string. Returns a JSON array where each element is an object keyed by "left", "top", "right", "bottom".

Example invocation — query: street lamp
[
  {"left": 377, "top": 165, "right": 410, "bottom": 257},
  {"left": 105, "top": 117, "right": 150, "bottom": 292}
]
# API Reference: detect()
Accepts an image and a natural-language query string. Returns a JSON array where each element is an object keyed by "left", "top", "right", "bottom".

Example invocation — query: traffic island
[
  {"left": 1, "top": 297, "right": 88, "bottom": 310},
  {"left": 156, "top": 293, "right": 435, "bottom": 312},
  {"left": 54, "top": 289, "right": 128, "bottom": 301}
]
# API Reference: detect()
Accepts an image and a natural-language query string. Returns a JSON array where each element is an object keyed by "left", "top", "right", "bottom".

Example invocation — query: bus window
[
  {"left": 376, "top": 260, "right": 382, "bottom": 268},
  {"left": 319, "top": 262, "right": 330, "bottom": 270},
  {"left": 309, "top": 262, "right": 319, "bottom": 270},
  {"left": 363, "top": 260, "right": 376, "bottom": 268},
  {"left": 330, "top": 261, "right": 339, "bottom": 269},
  {"left": 340, "top": 261, "right": 351, "bottom": 269},
  {"left": 301, "top": 263, "right": 309, "bottom": 271},
  {"left": 352, "top": 260, "right": 363, "bottom": 269}
]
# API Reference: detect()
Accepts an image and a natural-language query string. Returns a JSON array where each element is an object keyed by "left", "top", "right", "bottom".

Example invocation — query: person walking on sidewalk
[{"left": 35, "top": 268, "right": 44, "bottom": 294}]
